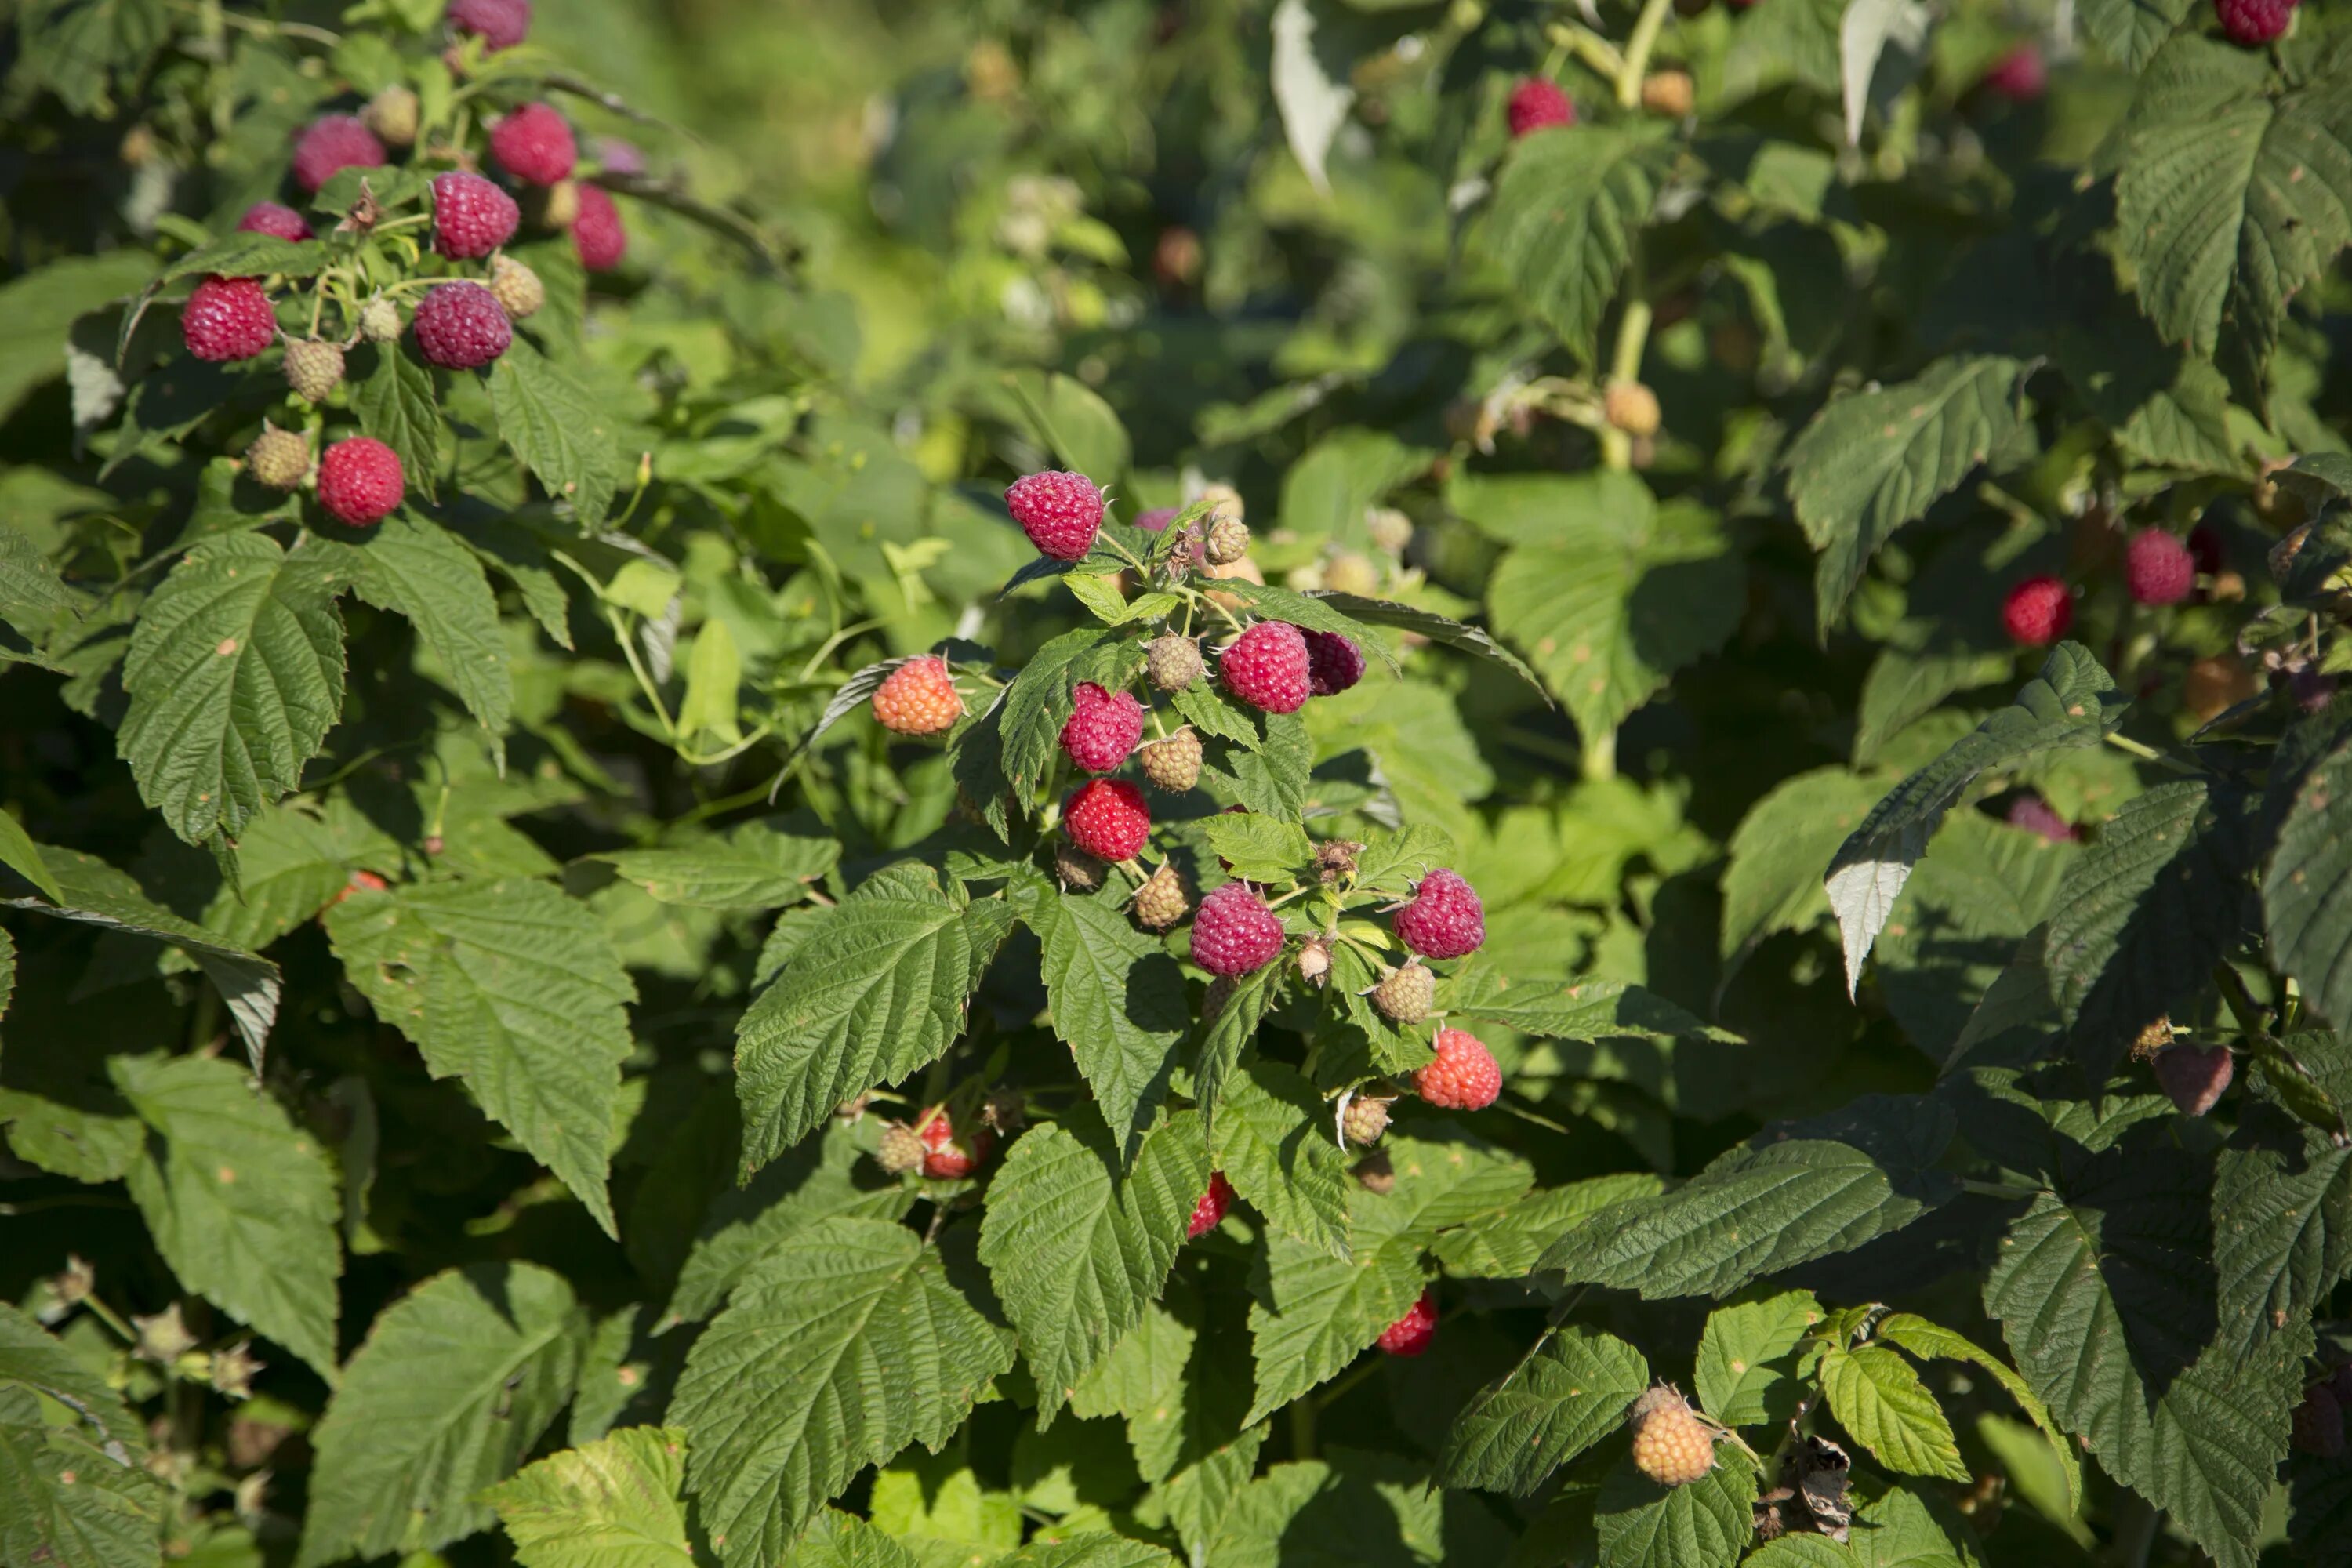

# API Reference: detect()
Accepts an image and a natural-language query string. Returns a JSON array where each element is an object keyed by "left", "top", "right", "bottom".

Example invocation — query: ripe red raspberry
[
  {"left": 1415, "top": 1027, "right": 1501, "bottom": 1110},
  {"left": 1190, "top": 880, "right": 1284, "bottom": 976},
  {"left": 317, "top": 437, "right": 405, "bottom": 528},
  {"left": 1392, "top": 869, "right": 1485, "bottom": 960},
  {"left": 431, "top": 172, "right": 520, "bottom": 259},
  {"left": 1377, "top": 1289, "right": 1438, "bottom": 1356},
  {"left": 290, "top": 114, "right": 386, "bottom": 195},
  {"left": 1507, "top": 78, "right": 1576, "bottom": 138},
  {"left": 236, "top": 201, "right": 313, "bottom": 241},
  {"left": 572, "top": 184, "right": 627, "bottom": 271},
  {"left": 2215, "top": 0, "right": 2295, "bottom": 45},
  {"left": 2126, "top": 528, "right": 2196, "bottom": 607},
  {"left": 1631, "top": 1388, "right": 1718, "bottom": 1485},
  {"left": 1064, "top": 779, "right": 1151, "bottom": 862},
  {"left": 2005, "top": 793, "right": 2078, "bottom": 843},
  {"left": 914, "top": 1108, "right": 993, "bottom": 1180},
  {"left": 448, "top": 0, "right": 532, "bottom": 49},
  {"left": 181, "top": 276, "right": 277, "bottom": 362},
  {"left": 1186, "top": 1172, "right": 1234, "bottom": 1239},
  {"left": 2001, "top": 575, "right": 2073, "bottom": 645},
  {"left": 412, "top": 281, "right": 513, "bottom": 370},
  {"left": 1302, "top": 630, "right": 1364, "bottom": 697},
  {"left": 1981, "top": 43, "right": 2047, "bottom": 100},
  {"left": 1061, "top": 682, "right": 1144, "bottom": 771},
  {"left": 2151, "top": 1043, "right": 2233, "bottom": 1116},
  {"left": 1370, "top": 961, "right": 1434, "bottom": 1025},
  {"left": 1132, "top": 862, "right": 1188, "bottom": 930},
  {"left": 1007, "top": 470, "right": 1105, "bottom": 561},
  {"left": 1221, "top": 622, "right": 1312, "bottom": 713},
  {"left": 490, "top": 103, "right": 577, "bottom": 186},
  {"left": 1138, "top": 729, "right": 1202, "bottom": 793},
  {"left": 871, "top": 655, "right": 963, "bottom": 735}
]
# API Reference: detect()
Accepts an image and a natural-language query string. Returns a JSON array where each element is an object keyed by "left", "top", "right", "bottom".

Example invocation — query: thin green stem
[
  {"left": 2103, "top": 730, "right": 2202, "bottom": 776},
  {"left": 1613, "top": 0, "right": 1676, "bottom": 107},
  {"left": 78, "top": 1290, "right": 139, "bottom": 1342},
  {"left": 605, "top": 607, "right": 677, "bottom": 736}
]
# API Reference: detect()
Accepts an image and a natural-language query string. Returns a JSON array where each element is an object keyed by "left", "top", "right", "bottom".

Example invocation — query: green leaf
[
  {"left": 1721, "top": 769, "right": 1888, "bottom": 961},
  {"left": 1816, "top": 1344, "right": 1968, "bottom": 1482},
  {"left": 1444, "top": 975, "right": 1716, "bottom": 1046},
  {"left": 297, "top": 1264, "right": 589, "bottom": 1568},
  {"left": 0, "top": 803, "right": 64, "bottom": 905},
  {"left": 1442, "top": 1326, "right": 1648, "bottom": 1496},
  {"left": 1853, "top": 637, "right": 2013, "bottom": 767},
  {"left": 1693, "top": 1290, "right": 1823, "bottom": 1428},
  {"left": 978, "top": 1109, "right": 1210, "bottom": 1422},
  {"left": 1069, "top": 1302, "right": 1197, "bottom": 1483},
  {"left": 1874, "top": 1313, "right": 2081, "bottom": 1512},
  {"left": 996, "top": 627, "right": 1133, "bottom": 804},
  {"left": 1486, "top": 481, "right": 1742, "bottom": 749},
  {"left": 678, "top": 619, "right": 744, "bottom": 745},
  {"left": 1018, "top": 880, "right": 1190, "bottom": 1167},
  {"left": 1170, "top": 680, "right": 1259, "bottom": 750},
  {"left": 734, "top": 864, "right": 1011, "bottom": 1174},
  {"left": 185, "top": 803, "right": 366, "bottom": 951},
  {"left": 1825, "top": 643, "right": 2125, "bottom": 994},
  {"left": 1483, "top": 124, "right": 1674, "bottom": 360},
  {"left": 1002, "top": 370, "right": 1131, "bottom": 486},
  {"left": 1428, "top": 1174, "right": 1664, "bottom": 1279},
  {"left": 1215, "top": 712, "right": 1313, "bottom": 819},
  {"left": 0, "top": 251, "right": 154, "bottom": 422},
  {"left": 0, "top": 524, "right": 88, "bottom": 647},
  {"left": 2266, "top": 733, "right": 2352, "bottom": 1033},
  {"left": 325, "top": 877, "right": 637, "bottom": 1237},
  {"left": 110, "top": 1053, "right": 340, "bottom": 1377},
  {"left": 1195, "top": 963, "right": 1280, "bottom": 1138},
  {"left": 350, "top": 341, "right": 441, "bottom": 503},
  {"left": 1200, "top": 815, "right": 1316, "bottom": 886},
  {"left": 673, "top": 1216, "right": 1015, "bottom": 1565},
  {"left": 489, "top": 337, "right": 622, "bottom": 528},
  {"left": 313, "top": 516, "right": 512, "bottom": 750},
  {"left": 0, "top": 1305, "right": 165, "bottom": 1568},
  {"left": 2078, "top": 0, "right": 2193, "bottom": 70},
  {"left": 1784, "top": 354, "right": 2030, "bottom": 630},
  {"left": 1310, "top": 592, "right": 1549, "bottom": 704},
  {"left": 118, "top": 532, "right": 347, "bottom": 849},
  {"left": 481, "top": 1426, "right": 695, "bottom": 1568},
  {"left": 1876, "top": 811, "right": 2076, "bottom": 1062},
  {"left": 1243, "top": 1227, "right": 1425, "bottom": 1427},
  {"left": 1593, "top": 1444, "right": 1756, "bottom": 1568},
  {"left": 1210, "top": 1055, "right": 1352, "bottom": 1260},
  {"left": 596, "top": 820, "right": 840, "bottom": 912},
  {"left": 989, "top": 1537, "right": 1177, "bottom": 1568}
]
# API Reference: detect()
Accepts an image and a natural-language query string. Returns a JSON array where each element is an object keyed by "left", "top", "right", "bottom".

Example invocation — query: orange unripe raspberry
[
  {"left": 871, "top": 656, "right": 963, "bottom": 735},
  {"left": 1605, "top": 380, "right": 1662, "bottom": 437},
  {"left": 1630, "top": 1387, "right": 1717, "bottom": 1486}
]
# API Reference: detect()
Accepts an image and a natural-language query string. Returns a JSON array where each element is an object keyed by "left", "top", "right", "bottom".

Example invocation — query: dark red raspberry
[
  {"left": 1415, "top": 1027, "right": 1501, "bottom": 1110},
  {"left": 1190, "top": 880, "right": 1285, "bottom": 976},
  {"left": 490, "top": 103, "right": 576, "bottom": 186},
  {"left": 290, "top": 114, "right": 386, "bottom": 195},
  {"left": 2005, "top": 793, "right": 2078, "bottom": 843},
  {"left": 1980, "top": 43, "right": 2046, "bottom": 100},
  {"left": 2125, "top": 528, "right": 2196, "bottom": 607},
  {"left": 1221, "top": 621, "right": 1312, "bottom": 713},
  {"left": 1007, "top": 470, "right": 1105, "bottom": 561},
  {"left": 180, "top": 276, "right": 277, "bottom": 362},
  {"left": 236, "top": 201, "right": 313, "bottom": 241},
  {"left": 317, "top": 437, "right": 405, "bottom": 528},
  {"left": 1392, "top": 868, "right": 1484, "bottom": 960},
  {"left": 2215, "top": 0, "right": 2295, "bottom": 45},
  {"left": 914, "top": 1108, "right": 993, "bottom": 1180},
  {"left": 1064, "top": 779, "right": 1151, "bottom": 862},
  {"left": 431, "top": 172, "right": 520, "bottom": 259},
  {"left": 572, "top": 183, "right": 627, "bottom": 271},
  {"left": 2001, "top": 575, "right": 2074, "bottom": 645},
  {"left": 1302, "top": 629, "right": 1364, "bottom": 697},
  {"left": 2151, "top": 1044, "right": 2233, "bottom": 1117},
  {"left": 1060, "top": 682, "right": 1144, "bottom": 772},
  {"left": 412, "top": 281, "right": 513, "bottom": 370},
  {"left": 1186, "top": 1172, "right": 1234, "bottom": 1239},
  {"left": 448, "top": 0, "right": 531, "bottom": 49},
  {"left": 1377, "top": 1289, "right": 1438, "bottom": 1356},
  {"left": 1507, "top": 78, "right": 1576, "bottom": 138}
]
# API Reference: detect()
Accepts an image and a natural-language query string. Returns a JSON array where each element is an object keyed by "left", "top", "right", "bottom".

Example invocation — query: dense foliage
[{"left": 9, "top": 0, "right": 2352, "bottom": 1565}]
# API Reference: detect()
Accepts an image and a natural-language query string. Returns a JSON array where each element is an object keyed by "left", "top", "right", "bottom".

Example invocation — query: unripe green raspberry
[
  {"left": 1370, "top": 961, "right": 1433, "bottom": 1025},
  {"left": 876, "top": 1121, "right": 926, "bottom": 1174},
  {"left": 1139, "top": 728, "right": 1202, "bottom": 793},
  {"left": 359, "top": 297, "right": 402, "bottom": 343},
  {"left": 1324, "top": 551, "right": 1380, "bottom": 597},
  {"left": 1147, "top": 634, "right": 1205, "bottom": 693},
  {"left": 489, "top": 253, "right": 545, "bottom": 320},
  {"left": 1366, "top": 507, "right": 1413, "bottom": 557},
  {"left": 1132, "top": 862, "right": 1188, "bottom": 931},
  {"left": 283, "top": 337, "right": 346, "bottom": 403},
  {"left": 363, "top": 85, "right": 420, "bottom": 147},
  {"left": 245, "top": 423, "right": 312, "bottom": 491},
  {"left": 1205, "top": 514, "right": 1250, "bottom": 567},
  {"left": 1342, "top": 1091, "right": 1393, "bottom": 1147}
]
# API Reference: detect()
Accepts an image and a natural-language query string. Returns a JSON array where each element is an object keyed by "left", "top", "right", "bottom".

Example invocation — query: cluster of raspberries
[{"left": 1998, "top": 524, "right": 2220, "bottom": 646}]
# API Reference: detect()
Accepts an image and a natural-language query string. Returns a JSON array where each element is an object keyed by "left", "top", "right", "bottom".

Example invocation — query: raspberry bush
[{"left": 6, "top": 1, "right": 2352, "bottom": 1566}]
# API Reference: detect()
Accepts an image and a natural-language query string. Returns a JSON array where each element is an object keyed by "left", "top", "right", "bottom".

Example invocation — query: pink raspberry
[
  {"left": 1221, "top": 621, "right": 1311, "bottom": 713},
  {"left": 1190, "top": 880, "right": 1285, "bottom": 976},
  {"left": 2215, "top": 0, "right": 2295, "bottom": 45},
  {"left": 914, "top": 1108, "right": 993, "bottom": 1180},
  {"left": 1187, "top": 1172, "right": 1234, "bottom": 1239},
  {"left": 1063, "top": 779, "right": 1151, "bottom": 862},
  {"left": 1135, "top": 506, "right": 1180, "bottom": 532},
  {"left": 317, "top": 437, "right": 405, "bottom": 528},
  {"left": 1302, "top": 629, "right": 1363, "bottom": 697},
  {"left": 2005, "top": 793, "right": 2078, "bottom": 844},
  {"left": 2001, "top": 575, "right": 2073, "bottom": 645},
  {"left": 1981, "top": 43, "right": 2047, "bottom": 100},
  {"left": 490, "top": 103, "right": 576, "bottom": 186},
  {"left": 2151, "top": 1044, "right": 2233, "bottom": 1117},
  {"left": 412, "top": 281, "right": 513, "bottom": 370},
  {"left": 180, "top": 276, "right": 277, "bottom": 362},
  {"left": 2126, "top": 528, "right": 2196, "bottom": 607},
  {"left": 1415, "top": 1027, "right": 1501, "bottom": 1111},
  {"left": 572, "top": 183, "right": 627, "bottom": 271},
  {"left": 1007, "top": 470, "right": 1105, "bottom": 561},
  {"left": 290, "top": 114, "right": 386, "bottom": 195},
  {"left": 1060, "top": 682, "right": 1144, "bottom": 772},
  {"left": 1507, "top": 78, "right": 1576, "bottom": 138},
  {"left": 1377, "top": 1289, "right": 1438, "bottom": 1356},
  {"left": 593, "top": 136, "right": 646, "bottom": 176},
  {"left": 236, "top": 201, "right": 313, "bottom": 241},
  {"left": 1392, "top": 868, "right": 1484, "bottom": 960},
  {"left": 431, "top": 172, "right": 520, "bottom": 259},
  {"left": 448, "top": 0, "right": 532, "bottom": 49}
]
